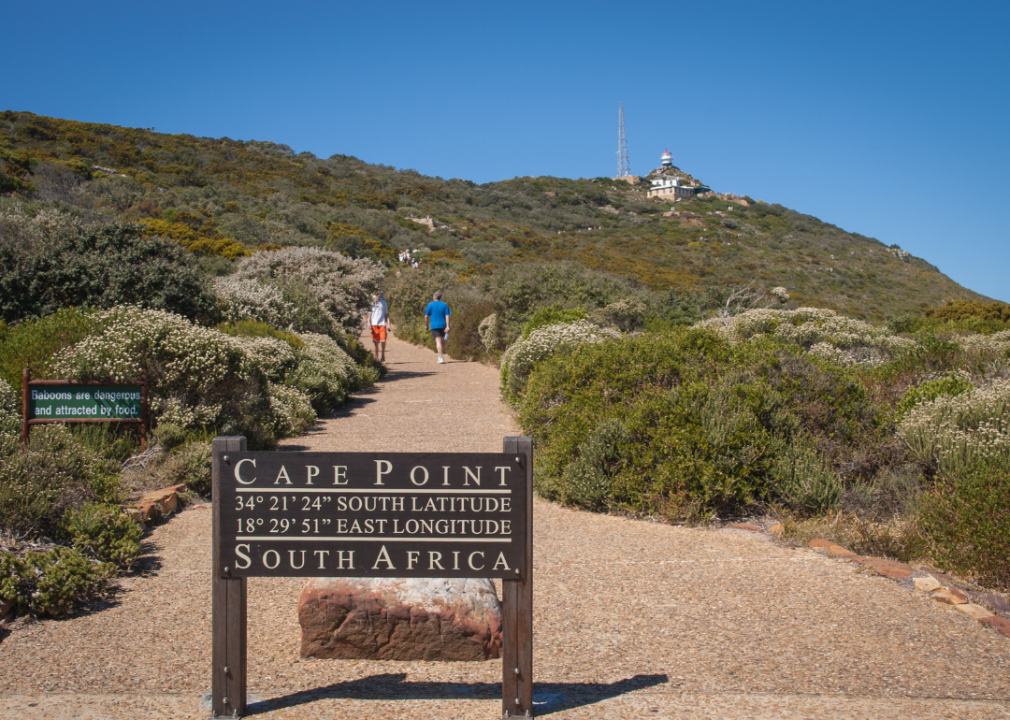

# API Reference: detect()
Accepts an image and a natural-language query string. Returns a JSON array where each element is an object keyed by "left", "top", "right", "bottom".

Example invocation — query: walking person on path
[
  {"left": 367, "top": 290, "right": 390, "bottom": 362},
  {"left": 424, "top": 291, "right": 451, "bottom": 364}
]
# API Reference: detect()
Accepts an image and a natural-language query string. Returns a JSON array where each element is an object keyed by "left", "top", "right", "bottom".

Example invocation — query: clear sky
[{"left": 5, "top": 1, "right": 1008, "bottom": 301}]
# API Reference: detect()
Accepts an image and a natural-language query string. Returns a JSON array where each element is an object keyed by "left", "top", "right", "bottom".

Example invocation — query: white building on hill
[{"left": 647, "top": 149, "right": 710, "bottom": 201}]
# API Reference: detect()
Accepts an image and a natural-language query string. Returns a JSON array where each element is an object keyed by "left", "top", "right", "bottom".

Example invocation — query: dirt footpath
[{"left": 1, "top": 333, "right": 1009, "bottom": 719}]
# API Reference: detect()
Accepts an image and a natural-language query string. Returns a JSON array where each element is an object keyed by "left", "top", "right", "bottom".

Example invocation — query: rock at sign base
[{"left": 298, "top": 577, "right": 503, "bottom": 661}]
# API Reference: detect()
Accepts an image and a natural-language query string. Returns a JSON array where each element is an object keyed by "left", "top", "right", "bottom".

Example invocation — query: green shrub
[
  {"left": 559, "top": 419, "right": 628, "bottom": 510},
  {"left": 501, "top": 321, "right": 620, "bottom": 405},
  {"left": 288, "top": 333, "right": 360, "bottom": 414},
  {"left": 0, "top": 547, "right": 114, "bottom": 617},
  {"left": 217, "top": 320, "right": 304, "bottom": 348},
  {"left": 0, "top": 210, "right": 218, "bottom": 325},
  {"left": 770, "top": 441, "right": 842, "bottom": 514},
  {"left": 0, "top": 307, "right": 100, "bottom": 395},
  {"left": 69, "top": 422, "right": 140, "bottom": 464},
  {"left": 925, "top": 300, "right": 1010, "bottom": 323},
  {"left": 0, "top": 424, "right": 117, "bottom": 538},
  {"left": 520, "top": 304, "right": 588, "bottom": 339},
  {"left": 895, "top": 375, "right": 971, "bottom": 419},
  {"left": 445, "top": 301, "right": 498, "bottom": 362},
  {"left": 591, "top": 299, "right": 646, "bottom": 333},
  {"left": 520, "top": 329, "right": 890, "bottom": 520},
  {"left": 61, "top": 502, "right": 142, "bottom": 568},
  {"left": 155, "top": 422, "right": 188, "bottom": 451},
  {"left": 918, "top": 462, "right": 1010, "bottom": 591}
]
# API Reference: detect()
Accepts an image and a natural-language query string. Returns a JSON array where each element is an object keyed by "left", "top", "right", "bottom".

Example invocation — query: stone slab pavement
[{"left": 1, "top": 333, "right": 1008, "bottom": 719}]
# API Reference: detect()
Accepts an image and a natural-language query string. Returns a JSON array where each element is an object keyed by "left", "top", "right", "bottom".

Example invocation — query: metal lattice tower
[{"left": 616, "top": 103, "right": 630, "bottom": 177}]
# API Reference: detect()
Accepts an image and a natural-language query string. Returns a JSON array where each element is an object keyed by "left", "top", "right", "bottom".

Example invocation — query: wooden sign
[
  {"left": 211, "top": 436, "right": 534, "bottom": 718},
  {"left": 21, "top": 368, "right": 149, "bottom": 449},
  {"left": 217, "top": 452, "right": 527, "bottom": 579}
]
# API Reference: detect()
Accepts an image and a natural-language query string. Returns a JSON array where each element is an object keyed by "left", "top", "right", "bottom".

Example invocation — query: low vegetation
[
  {"left": 2, "top": 110, "right": 1008, "bottom": 614},
  {"left": 388, "top": 263, "right": 1010, "bottom": 593},
  {"left": 0, "top": 207, "right": 381, "bottom": 617}
]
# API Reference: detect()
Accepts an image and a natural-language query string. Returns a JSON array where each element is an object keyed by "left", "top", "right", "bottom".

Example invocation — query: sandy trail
[{"left": 1, "top": 333, "right": 1008, "bottom": 719}]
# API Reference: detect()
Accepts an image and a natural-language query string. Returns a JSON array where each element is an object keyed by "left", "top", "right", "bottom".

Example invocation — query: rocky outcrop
[{"left": 298, "top": 577, "right": 502, "bottom": 661}]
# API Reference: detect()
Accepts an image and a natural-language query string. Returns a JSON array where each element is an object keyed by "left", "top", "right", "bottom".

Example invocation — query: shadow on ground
[{"left": 246, "top": 673, "right": 668, "bottom": 715}]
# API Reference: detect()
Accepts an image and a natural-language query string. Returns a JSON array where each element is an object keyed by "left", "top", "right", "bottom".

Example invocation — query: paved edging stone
[{"left": 804, "top": 536, "right": 1010, "bottom": 640}]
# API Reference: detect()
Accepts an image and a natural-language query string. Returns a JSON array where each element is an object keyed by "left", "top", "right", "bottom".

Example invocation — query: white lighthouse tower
[{"left": 661, "top": 149, "right": 673, "bottom": 167}]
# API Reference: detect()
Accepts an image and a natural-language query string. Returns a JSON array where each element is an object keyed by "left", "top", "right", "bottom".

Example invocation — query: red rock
[
  {"left": 955, "top": 603, "right": 993, "bottom": 620},
  {"left": 298, "top": 578, "right": 502, "bottom": 661},
  {"left": 768, "top": 524, "right": 783, "bottom": 535},
  {"left": 138, "top": 486, "right": 183, "bottom": 515},
  {"left": 729, "top": 523, "right": 761, "bottom": 531},
  {"left": 980, "top": 616, "right": 1010, "bottom": 638},
  {"left": 123, "top": 506, "right": 146, "bottom": 530},
  {"left": 135, "top": 503, "right": 161, "bottom": 522},
  {"left": 809, "top": 538, "right": 834, "bottom": 549},
  {"left": 826, "top": 544, "right": 857, "bottom": 559},
  {"left": 856, "top": 557, "right": 913, "bottom": 579},
  {"left": 932, "top": 587, "right": 969, "bottom": 605}
]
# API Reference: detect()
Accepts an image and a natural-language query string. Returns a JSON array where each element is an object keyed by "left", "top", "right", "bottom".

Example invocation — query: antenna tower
[{"left": 616, "top": 103, "right": 630, "bottom": 177}]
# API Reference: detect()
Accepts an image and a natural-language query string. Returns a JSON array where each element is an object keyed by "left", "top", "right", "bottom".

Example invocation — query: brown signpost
[
  {"left": 21, "top": 368, "right": 149, "bottom": 450},
  {"left": 211, "top": 435, "right": 534, "bottom": 718}
]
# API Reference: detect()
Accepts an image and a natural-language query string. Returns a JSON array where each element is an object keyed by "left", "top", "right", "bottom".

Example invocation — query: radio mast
[{"left": 616, "top": 103, "right": 630, "bottom": 177}]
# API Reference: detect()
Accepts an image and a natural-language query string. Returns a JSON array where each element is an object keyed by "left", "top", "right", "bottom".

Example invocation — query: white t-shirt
[{"left": 369, "top": 299, "right": 388, "bottom": 326}]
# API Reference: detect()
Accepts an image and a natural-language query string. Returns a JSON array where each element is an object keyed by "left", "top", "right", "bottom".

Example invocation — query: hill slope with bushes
[{"left": 0, "top": 110, "right": 986, "bottom": 318}]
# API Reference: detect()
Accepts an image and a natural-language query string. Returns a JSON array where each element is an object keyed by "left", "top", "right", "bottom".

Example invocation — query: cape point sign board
[
  {"left": 218, "top": 451, "right": 527, "bottom": 579},
  {"left": 211, "top": 436, "right": 535, "bottom": 718}
]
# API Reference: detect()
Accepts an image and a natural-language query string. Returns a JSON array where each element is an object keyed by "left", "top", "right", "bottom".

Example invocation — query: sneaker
[{"left": 437, "top": 357, "right": 445, "bottom": 364}]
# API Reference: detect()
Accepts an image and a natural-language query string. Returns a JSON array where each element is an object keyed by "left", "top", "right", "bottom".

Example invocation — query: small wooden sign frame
[
  {"left": 210, "top": 435, "right": 534, "bottom": 718},
  {"left": 21, "top": 368, "right": 149, "bottom": 450}
]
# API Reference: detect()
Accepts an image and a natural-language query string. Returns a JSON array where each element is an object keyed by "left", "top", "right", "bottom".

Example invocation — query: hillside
[{"left": 0, "top": 110, "right": 985, "bottom": 318}]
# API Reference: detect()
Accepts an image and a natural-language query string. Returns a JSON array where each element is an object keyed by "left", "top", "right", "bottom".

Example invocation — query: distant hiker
[
  {"left": 367, "top": 290, "right": 389, "bottom": 362},
  {"left": 424, "top": 291, "right": 451, "bottom": 364}
]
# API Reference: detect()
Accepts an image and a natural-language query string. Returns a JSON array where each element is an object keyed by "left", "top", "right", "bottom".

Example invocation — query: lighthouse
[{"left": 661, "top": 149, "right": 673, "bottom": 167}]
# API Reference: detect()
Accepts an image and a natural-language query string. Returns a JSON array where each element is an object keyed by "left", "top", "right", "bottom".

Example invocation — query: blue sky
[{"left": 5, "top": 1, "right": 1009, "bottom": 301}]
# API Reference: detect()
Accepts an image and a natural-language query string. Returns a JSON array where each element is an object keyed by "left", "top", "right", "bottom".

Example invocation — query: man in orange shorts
[{"left": 367, "top": 290, "right": 390, "bottom": 362}]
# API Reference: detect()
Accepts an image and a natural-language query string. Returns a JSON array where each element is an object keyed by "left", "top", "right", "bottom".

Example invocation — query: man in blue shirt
[{"left": 424, "top": 291, "right": 451, "bottom": 364}]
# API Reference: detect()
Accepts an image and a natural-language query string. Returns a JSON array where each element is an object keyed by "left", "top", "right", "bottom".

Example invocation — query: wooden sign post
[
  {"left": 211, "top": 436, "right": 534, "bottom": 718},
  {"left": 21, "top": 368, "right": 149, "bottom": 450}
]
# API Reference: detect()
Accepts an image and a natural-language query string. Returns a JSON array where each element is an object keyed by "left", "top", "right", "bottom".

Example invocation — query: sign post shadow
[{"left": 211, "top": 436, "right": 534, "bottom": 718}]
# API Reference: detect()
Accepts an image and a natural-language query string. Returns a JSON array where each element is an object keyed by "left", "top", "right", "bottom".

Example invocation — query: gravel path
[{"left": 2, "top": 333, "right": 1009, "bottom": 719}]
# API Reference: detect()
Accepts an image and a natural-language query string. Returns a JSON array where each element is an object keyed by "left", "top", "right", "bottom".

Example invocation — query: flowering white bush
[
  {"left": 54, "top": 306, "right": 243, "bottom": 394},
  {"left": 698, "top": 307, "right": 915, "bottom": 366},
  {"left": 232, "top": 247, "right": 383, "bottom": 332},
  {"left": 288, "top": 333, "right": 360, "bottom": 411},
  {"left": 229, "top": 335, "right": 297, "bottom": 381},
  {"left": 51, "top": 306, "right": 338, "bottom": 445},
  {"left": 157, "top": 397, "right": 222, "bottom": 429},
  {"left": 899, "top": 379, "right": 1010, "bottom": 474},
  {"left": 267, "top": 383, "right": 316, "bottom": 437},
  {"left": 0, "top": 378, "right": 17, "bottom": 424},
  {"left": 501, "top": 321, "right": 620, "bottom": 403},
  {"left": 0, "top": 204, "right": 83, "bottom": 243},
  {"left": 214, "top": 277, "right": 296, "bottom": 328},
  {"left": 956, "top": 329, "right": 1010, "bottom": 357},
  {"left": 478, "top": 313, "right": 500, "bottom": 351},
  {"left": 770, "top": 286, "right": 790, "bottom": 303}
]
